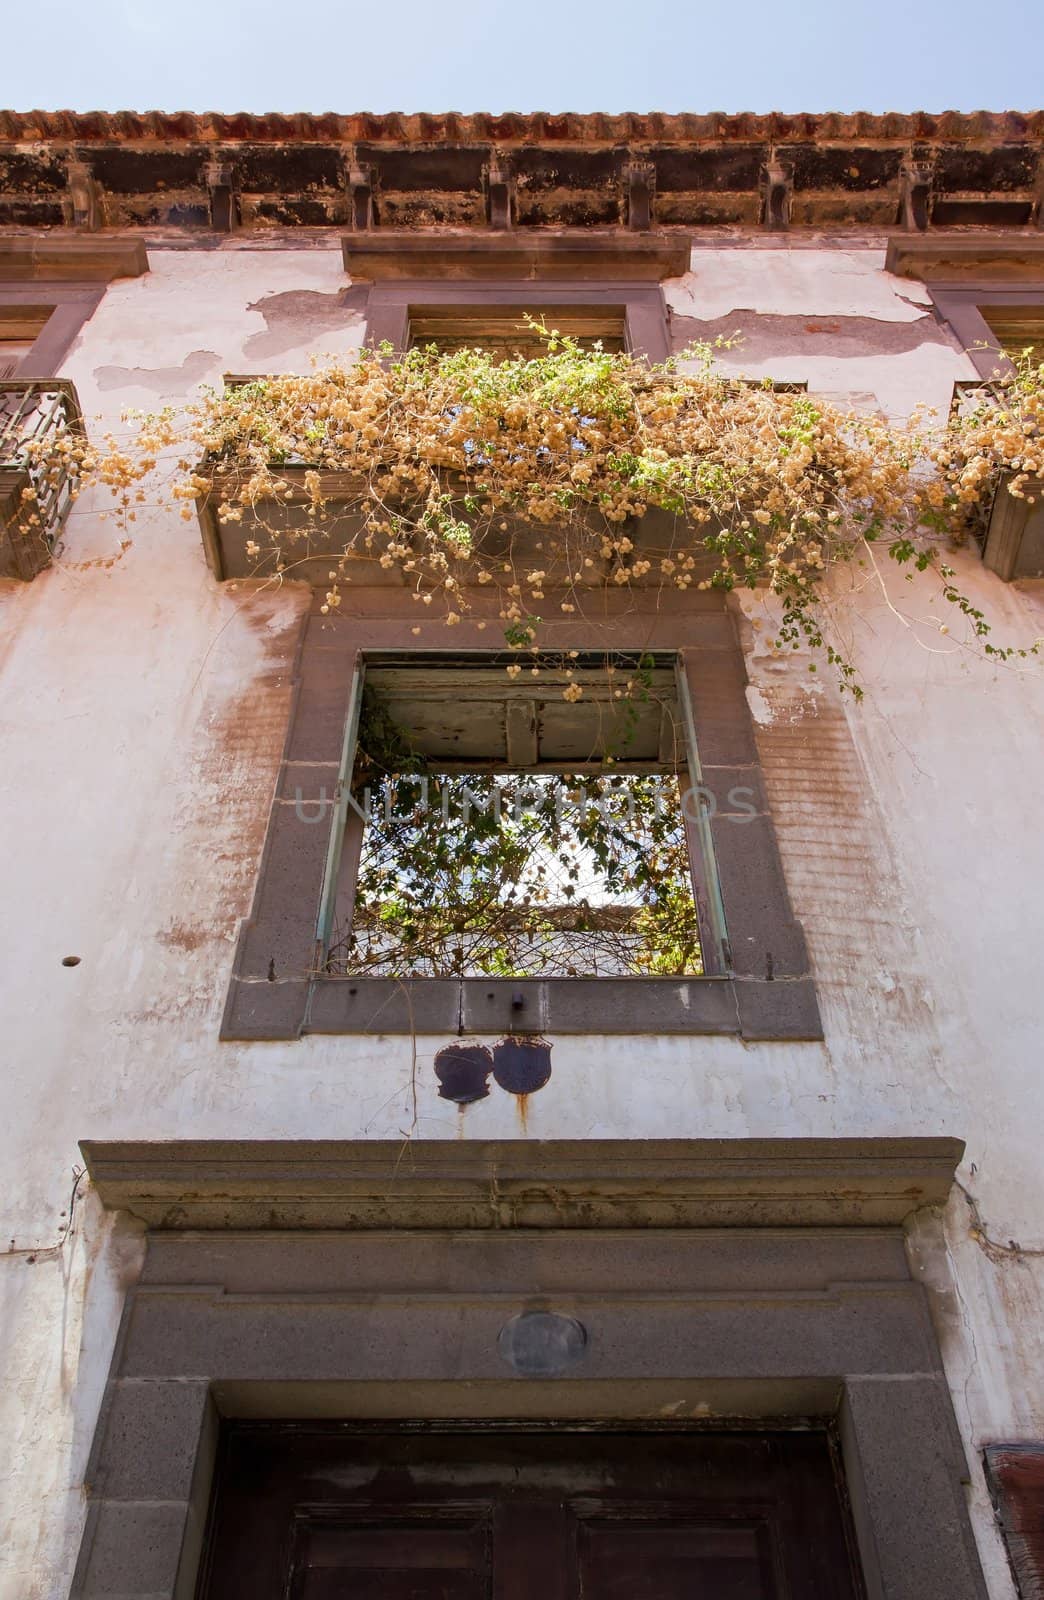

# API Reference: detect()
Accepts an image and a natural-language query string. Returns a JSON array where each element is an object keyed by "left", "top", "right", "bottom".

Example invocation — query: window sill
[{"left": 222, "top": 973, "right": 822, "bottom": 1042}]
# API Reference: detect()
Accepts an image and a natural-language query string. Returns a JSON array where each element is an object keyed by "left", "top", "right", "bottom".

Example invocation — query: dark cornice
[
  {"left": 0, "top": 235, "right": 148, "bottom": 281},
  {"left": 79, "top": 1136, "right": 967, "bottom": 1230},
  {"left": 886, "top": 234, "right": 1044, "bottom": 281},
  {"left": 342, "top": 231, "right": 691, "bottom": 281},
  {"left": 2, "top": 111, "right": 1042, "bottom": 233}
]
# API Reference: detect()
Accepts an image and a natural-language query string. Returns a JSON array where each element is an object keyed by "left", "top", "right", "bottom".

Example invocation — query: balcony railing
[
  {"left": 198, "top": 372, "right": 808, "bottom": 585},
  {"left": 948, "top": 379, "right": 1043, "bottom": 580},
  {"left": 949, "top": 377, "right": 1010, "bottom": 424},
  {"left": 0, "top": 379, "right": 84, "bottom": 580}
]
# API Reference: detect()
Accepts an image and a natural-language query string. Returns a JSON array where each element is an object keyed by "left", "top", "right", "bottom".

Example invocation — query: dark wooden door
[{"left": 198, "top": 1426, "right": 863, "bottom": 1598}]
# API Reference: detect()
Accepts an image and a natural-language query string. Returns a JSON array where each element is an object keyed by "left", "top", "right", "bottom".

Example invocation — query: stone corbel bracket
[
  {"left": 625, "top": 161, "right": 656, "bottom": 230},
  {"left": 206, "top": 159, "right": 240, "bottom": 233},
  {"left": 63, "top": 158, "right": 104, "bottom": 231},
  {"left": 900, "top": 156, "right": 935, "bottom": 232},
  {"left": 760, "top": 155, "right": 792, "bottom": 231},
  {"left": 346, "top": 158, "right": 375, "bottom": 230},
  {"left": 484, "top": 152, "right": 515, "bottom": 230}
]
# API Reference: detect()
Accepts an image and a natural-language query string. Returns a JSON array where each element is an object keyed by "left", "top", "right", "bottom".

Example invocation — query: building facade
[{"left": 1, "top": 110, "right": 1043, "bottom": 1598}]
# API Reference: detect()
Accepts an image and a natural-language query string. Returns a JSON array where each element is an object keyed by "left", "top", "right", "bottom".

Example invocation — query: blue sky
[{"left": 2, "top": 0, "right": 1041, "bottom": 114}]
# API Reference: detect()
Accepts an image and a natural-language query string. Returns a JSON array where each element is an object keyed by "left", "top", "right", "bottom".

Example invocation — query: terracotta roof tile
[{"left": 0, "top": 108, "right": 1042, "bottom": 145}]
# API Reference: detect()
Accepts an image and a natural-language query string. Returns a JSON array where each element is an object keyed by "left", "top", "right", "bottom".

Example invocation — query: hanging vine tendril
[{"left": 13, "top": 329, "right": 1043, "bottom": 695}]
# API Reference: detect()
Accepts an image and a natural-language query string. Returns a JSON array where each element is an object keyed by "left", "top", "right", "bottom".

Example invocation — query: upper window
[
  {"left": 930, "top": 285, "right": 1044, "bottom": 580},
  {"left": 361, "top": 283, "right": 671, "bottom": 365},
  {"left": 217, "top": 248, "right": 818, "bottom": 1041},
  {"left": 0, "top": 374, "right": 84, "bottom": 580},
  {"left": 0, "top": 338, "right": 35, "bottom": 379},
  {"left": 0, "top": 306, "right": 52, "bottom": 378},
  {"left": 978, "top": 304, "right": 1044, "bottom": 365},
  {"left": 321, "top": 653, "right": 724, "bottom": 982},
  {"left": 928, "top": 284, "right": 1044, "bottom": 380},
  {"left": 406, "top": 305, "right": 627, "bottom": 359}
]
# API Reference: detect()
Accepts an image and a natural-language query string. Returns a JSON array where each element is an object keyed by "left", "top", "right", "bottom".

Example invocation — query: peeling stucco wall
[
  {"left": 667, "top": 246, "right": 977, "bottom": 415},
  {"left": 0, "top": 243, "right": 1041, "bottom": 1599}
]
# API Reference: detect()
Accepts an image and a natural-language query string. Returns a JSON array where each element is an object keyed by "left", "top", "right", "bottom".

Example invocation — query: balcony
[
  {"left": 0, "top": 380, "right": 84, "bottom": 580},
  {"left": 951, "top": 379, "right": 1044, "bottom": 581},
  {"left": 194, "top": 373, "right": 808, "bottom": 588}
]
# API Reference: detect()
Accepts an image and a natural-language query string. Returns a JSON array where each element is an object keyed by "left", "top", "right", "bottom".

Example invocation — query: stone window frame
[
  {"left": 0, "top": 236, "right": 149, "bottom": 374},
  {"left": 220, "top": 594, "right": 819, "bottom": 1042},
  {"left": 219, "top": 246, "right": 817, "bottom": 1041},
  {"left": 928, "top": 285, "right": 1044, "bottom": 380},
  {"left": 0, "top": 284, "right": 105, "bottom": 375},
  {"left": 361, "top": 280, "right": 672, "bottom": 364},
  {"left": 883, "top": 239, "right": 1044, "bottom": 380},
  {"left": 0, "top": 277, "right": 114, "bottom": 580},
  {"left": 884, "top": 240, "right": 1044, "bottom": 584},
  {"left": 925, "top": 282, "right": 1044, "bottom": 581},
  {"left": 70, "top": 1135, "right": 988, "bottom": 1600}
]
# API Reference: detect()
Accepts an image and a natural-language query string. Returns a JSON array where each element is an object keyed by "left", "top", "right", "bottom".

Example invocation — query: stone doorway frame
[{"left": 71, "top": 1138, "right": 988, "bottom": 1600}]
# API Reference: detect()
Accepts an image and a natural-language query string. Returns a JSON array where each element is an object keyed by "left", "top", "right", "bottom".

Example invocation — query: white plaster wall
[{"left": 0, "top": 245, "right": 1041, "bottom": 1598}]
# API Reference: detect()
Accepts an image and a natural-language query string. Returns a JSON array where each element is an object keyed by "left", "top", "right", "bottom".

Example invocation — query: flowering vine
[{"left": 14, "top": 329, "right": 1044, "bottom": 697}]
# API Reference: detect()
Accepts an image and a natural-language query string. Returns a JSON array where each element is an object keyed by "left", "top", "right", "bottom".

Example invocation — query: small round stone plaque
[{"left": 497, "top": 1310, "right": 588, "bottom": 1377}]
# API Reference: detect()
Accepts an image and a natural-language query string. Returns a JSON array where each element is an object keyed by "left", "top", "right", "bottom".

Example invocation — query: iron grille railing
[
  {"left": 325, "top": 770, "right": 704, "bottom": 980},
  {"left": 0, "top": 379, "right": 84, "bottom": 578},
  {"left": 949, "top": 377, "right": 1009, "bottom": 422}
]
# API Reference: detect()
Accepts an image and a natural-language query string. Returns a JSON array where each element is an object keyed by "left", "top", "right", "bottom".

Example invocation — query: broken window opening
[{"left": 324, "top": 654, "right": 717, "bottom": 980}]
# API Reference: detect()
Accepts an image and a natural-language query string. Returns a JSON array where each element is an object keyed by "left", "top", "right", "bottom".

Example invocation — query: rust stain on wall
[
  {"left": 747, "top": 673, "right": 940, "bottom": 1051},
  {"left": 514, "top": 1091, "right": 531, "bottom": 1134},
  {"left": 142, "top": 587, "right": 310, "bottom": 1016},
  {"left": 155, "top": 923, "right": 211, "bottom": 953}
]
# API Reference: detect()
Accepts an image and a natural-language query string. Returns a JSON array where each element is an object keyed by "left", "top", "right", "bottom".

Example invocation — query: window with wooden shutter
[
  {"left": 979, "top": 306, "right": 1044, "bottom": 365},
  {"left": 407, "top": 304, "right": 627, "bottom": 359}
]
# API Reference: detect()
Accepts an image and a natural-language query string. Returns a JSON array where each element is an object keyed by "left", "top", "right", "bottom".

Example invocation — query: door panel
[
  {"left": 579, "top": 1520, "right": 772, "bottom": 1598},
  {"left": 290, "top": 1514, "right": 491, "bottom": 1600},
  {"left": 198, "top": 1426, "right": 862, "bottom": 1599},
  {"left": 298, "top": 1577, "right": 486, "bottom": 1600}
]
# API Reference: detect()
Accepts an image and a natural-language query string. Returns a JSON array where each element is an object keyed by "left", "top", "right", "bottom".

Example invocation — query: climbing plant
[
  {"left": 14, "top": 327, "right": 1044, "bottom": 695},
  {"left": 10, "top": 328, "right": 1041, "bottom": 979}
]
